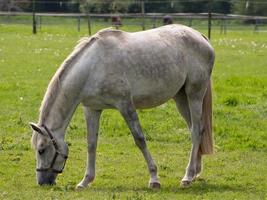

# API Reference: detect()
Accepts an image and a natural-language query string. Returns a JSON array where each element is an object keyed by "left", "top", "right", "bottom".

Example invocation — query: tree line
[{"left": 0, "top": 0, "right": 266, "bottom": 16}]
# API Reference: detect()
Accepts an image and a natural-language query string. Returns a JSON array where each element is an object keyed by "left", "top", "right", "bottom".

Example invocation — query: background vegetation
[
  {"left": 0, "top": 20, "right": 267, "bottom": 199},
  {"left": 1, "top": 0, "right": 267, "bottom": 16}
]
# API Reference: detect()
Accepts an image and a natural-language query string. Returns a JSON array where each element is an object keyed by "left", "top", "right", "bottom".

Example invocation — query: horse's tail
[{"left": 199, "top": 79, "right": 214, "bottom": 154}]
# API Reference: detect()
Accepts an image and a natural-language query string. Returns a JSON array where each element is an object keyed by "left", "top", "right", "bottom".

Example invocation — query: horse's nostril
[
  {"left": 37, "top": 171, "right": 57, "bottom": 186},
  {"left": 38, "top": 180, "right": 56, "bottom": 186}
]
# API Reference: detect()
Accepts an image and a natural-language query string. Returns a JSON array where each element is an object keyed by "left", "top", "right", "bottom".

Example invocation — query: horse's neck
[
  {"left": 39, "top": 74, "right": 83, "bottom": 138},
  {"left": 53, "top": 102, "right": 78, "bottom": 131},
  {"left": 40, "top": 94, "right": 80, "bottom": 138},
  {"left": 39, "top": 38, "right": 95, "bottom": 137}
]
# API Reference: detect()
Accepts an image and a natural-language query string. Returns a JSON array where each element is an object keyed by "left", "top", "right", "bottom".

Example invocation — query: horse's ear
[{"left": 29, "top": 122, "right": 45, "bottom": 135}]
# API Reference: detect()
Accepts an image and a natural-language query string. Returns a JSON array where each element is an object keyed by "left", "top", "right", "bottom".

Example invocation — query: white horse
[{"left": 30, "top": 24, "right": 215, "bottom": 189}]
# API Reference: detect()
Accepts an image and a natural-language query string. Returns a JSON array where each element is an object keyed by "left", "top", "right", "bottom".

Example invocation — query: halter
[{"left": 36, "top": 126, "right": 68, "bottom": 174}]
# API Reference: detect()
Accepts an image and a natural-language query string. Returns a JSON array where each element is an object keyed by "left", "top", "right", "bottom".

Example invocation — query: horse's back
[
  {"left": 81, "top": 25, "right": 214, "bottom": 109},
  {"left": 94, "top": 24, "right": 214, "bottom": 79}
]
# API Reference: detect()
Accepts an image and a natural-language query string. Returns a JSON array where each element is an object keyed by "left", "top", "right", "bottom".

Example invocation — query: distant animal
[
  {"left": 163, "top": 15, "right": 173, "bottom": 25},
  {"left": 111, "top": 15, "right": 122, "bottom": 29},
  {"left": 30, "top": 24, "right": 215, "bottom": 189}
]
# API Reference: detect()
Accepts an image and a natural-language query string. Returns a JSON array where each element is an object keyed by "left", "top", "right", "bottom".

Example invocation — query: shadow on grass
[
  {"left": 35, "top": 178, "right": 260, "bottom": 197},
  {"left": 74, "top": 180, "right": 253, "bottom": 195},
  {"left": 162, "top": 182, "right": 250, "bottom": 194}
]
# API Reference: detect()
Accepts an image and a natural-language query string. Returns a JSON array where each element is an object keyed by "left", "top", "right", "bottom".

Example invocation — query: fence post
[
  {"left": 32, "top": 0, "right": 37, "bottom": 34},
  {"left": 208, "top": 0, "right": 212, "bottom": 39},
  {"left": 77, "top": 16, "right": 80, "bottom": 32},
  {"left": 188, "top": 18, "right": 192, "bottom": 27},
  {"left": 254, "top": 19, "right": 259, "bottom": 33},
  {"left": 220, "top": 17, "right": 227, "bottom": 35},
  {"left": 152, "top": 15, "right": 156, "bottom": 28},
  {"left": 39, "top": 16, "right": 42, "bottom": 30},
  {"left": 87, "top": 3, "right": 92, "bottom": 36},
  {"left": 224, "top": 18, "right": 227, "bottom": 34},
  {"left": 87, "top": 14, "right": 92, "bottom": 36},
  {"left": 141, "top": 0, "right": 145, "bottom": 30}
]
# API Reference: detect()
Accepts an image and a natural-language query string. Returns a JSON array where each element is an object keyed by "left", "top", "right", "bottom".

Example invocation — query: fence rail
[
  {"left": 1, "top": 11, "right": 267, "bottom": 20},
  {"left": 1, "top": 11, "right": 267, "bottom": 36}
]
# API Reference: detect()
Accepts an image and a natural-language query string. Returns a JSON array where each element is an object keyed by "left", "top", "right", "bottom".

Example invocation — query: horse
[{"left": 30, "top": 24, "right": 215, "bottom": 189}]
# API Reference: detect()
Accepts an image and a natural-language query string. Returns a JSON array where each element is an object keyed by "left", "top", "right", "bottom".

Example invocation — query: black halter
[{"left": 36, "top": 126, "right": 68, "bottom": 174}]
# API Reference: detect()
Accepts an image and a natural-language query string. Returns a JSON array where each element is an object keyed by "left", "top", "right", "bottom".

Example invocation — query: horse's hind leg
[
  {"left": 174, "top": 88, "right": 203, "bottom": 181},
  {"left": 76, "top": 107, "right": 102, "bottom": 189},
  {"left": 117, "top": 100, "right": 160, "bottom": 189},
  {"left": 181, "top": 83, "right": 206, "bottom": 187},
  {"left": 174, "top": 87, "right": 191, "bottom": 128}
]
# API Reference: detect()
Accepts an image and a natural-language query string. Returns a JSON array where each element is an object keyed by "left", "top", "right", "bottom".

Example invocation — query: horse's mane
[
  {"left": 31, "top": 28, "right": 123, "bottom": 148},
  {"left": 38, "top": 35, "right": 98, "bottom": 126}
]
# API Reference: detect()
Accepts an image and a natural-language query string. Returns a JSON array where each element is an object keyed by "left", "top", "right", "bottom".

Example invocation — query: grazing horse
[{"left": 30, "top": 24, "right": 215, "bottom": 189}]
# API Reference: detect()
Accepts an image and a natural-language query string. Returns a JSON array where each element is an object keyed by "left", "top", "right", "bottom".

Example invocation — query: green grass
[{"left": 0, "top": 23, "right": 266, "bottom": 200}]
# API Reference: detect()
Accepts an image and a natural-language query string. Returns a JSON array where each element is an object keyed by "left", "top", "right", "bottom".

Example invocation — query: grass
[{"left": 0, "top": 22, "right": 267, "bottom": 200}]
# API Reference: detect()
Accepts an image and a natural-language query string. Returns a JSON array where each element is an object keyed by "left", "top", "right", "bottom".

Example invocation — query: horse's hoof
[
  {"left": 180, "top": 180, "right": 192, "bottom": 188},
  {"left": 149, "top": 182, "right": 161, "bottom": 189},
  {"left": 76, "top": 184, "right": 86, "bottom": 190},
  {"left": 196, "top": 173, "right": 202, "bottom": 179}
]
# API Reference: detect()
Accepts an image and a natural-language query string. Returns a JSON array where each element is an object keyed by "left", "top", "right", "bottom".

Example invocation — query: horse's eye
[{"left": 38, "top": 149, "right": 45, "bottom": 155}]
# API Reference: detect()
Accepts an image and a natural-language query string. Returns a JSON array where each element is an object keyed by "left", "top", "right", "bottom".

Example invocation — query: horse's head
[{"left": 30, "top": 123, "right": 69, "bottom": 185}]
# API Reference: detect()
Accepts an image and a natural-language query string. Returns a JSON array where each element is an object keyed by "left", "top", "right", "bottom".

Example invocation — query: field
[{"left": 0, "top": 21, "right": 267, "bottom": 200}]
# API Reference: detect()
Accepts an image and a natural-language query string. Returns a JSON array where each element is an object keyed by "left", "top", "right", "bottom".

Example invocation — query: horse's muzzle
[{"left": 37, "top": 171, "right": 57, "bottom": 185}]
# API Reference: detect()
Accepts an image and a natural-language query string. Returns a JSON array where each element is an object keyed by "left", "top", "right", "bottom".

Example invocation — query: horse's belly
[
  {"left": 131, "top": 77, "right": 184, "bottom": 109},
  {"left": 133, "top": 94, "right": 172, "bottom": 109},
  {"left": 123, "top": 46, "right": 186, "bottom": 109}
]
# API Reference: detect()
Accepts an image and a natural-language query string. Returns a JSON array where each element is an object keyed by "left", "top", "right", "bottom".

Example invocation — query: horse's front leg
[
  {"left": 76, "top": 107, "right": 102, "bottom": 189},
  {"left": 117, "top": 100, "right": 160, "bottom": 189}
]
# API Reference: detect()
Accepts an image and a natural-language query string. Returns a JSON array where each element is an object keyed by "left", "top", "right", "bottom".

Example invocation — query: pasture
[{"left": 0, "top": 22, "right": 266, "bottom": 199}]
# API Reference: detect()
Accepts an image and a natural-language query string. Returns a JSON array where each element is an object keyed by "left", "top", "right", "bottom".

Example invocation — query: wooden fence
[{"left": 1, "top": 11, "right": 267, "bottom": 37}]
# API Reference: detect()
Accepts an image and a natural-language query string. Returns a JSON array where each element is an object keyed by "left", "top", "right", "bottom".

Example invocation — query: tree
[
  {"left": 180, "top": 1, "right": 207, "bottom": 13},
  {"left": 75, "top": 0, "right": 132, "bottom": 13},
  {"left": 0, "top": 0, "right": 31, "bottom": 11},
  {"left": 212, "top": 1, "right": 232, "bottom": 14},
  {"left": 145, "top": 0, "right": 183, "bottom": 13},
  {"left": 232, "top": 0, "right": 267, "bottom": 16}
]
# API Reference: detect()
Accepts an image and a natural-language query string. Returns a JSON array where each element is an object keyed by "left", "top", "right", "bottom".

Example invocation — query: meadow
[{"left": 0, "top": 19, "right": 266, "bottom": 199}]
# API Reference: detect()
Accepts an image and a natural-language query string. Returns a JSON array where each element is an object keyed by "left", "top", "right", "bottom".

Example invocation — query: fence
[
  {"left": 1, "top": 0, "right": 267, "bottom": 37},
  {"left": 1, "top": 11, "right": 267, "bottom": 35}
]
